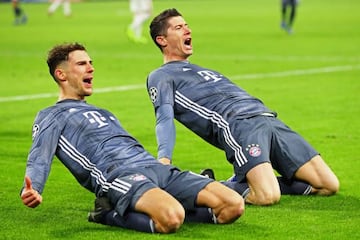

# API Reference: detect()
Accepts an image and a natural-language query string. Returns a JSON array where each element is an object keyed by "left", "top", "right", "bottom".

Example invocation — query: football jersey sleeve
[
  {"left": 155, "top": 104, "right": 176, "bottom": 160},
  {"left": 147, "top": 69, "right": 175, "bottom": 109},
  {"left": 24, "top": 109, "right": 62, "bottom": 194},
  {"left": 147, "top": 69, "right": 177, "bottom": 160}
]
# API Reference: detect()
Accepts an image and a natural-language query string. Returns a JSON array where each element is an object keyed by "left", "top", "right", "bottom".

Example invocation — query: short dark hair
[
  {"left": 47, "top": 42, "right": 86, "bottom": 81},
  {"left": 149, "top": 8, "right": 182, "bottom": 51}
]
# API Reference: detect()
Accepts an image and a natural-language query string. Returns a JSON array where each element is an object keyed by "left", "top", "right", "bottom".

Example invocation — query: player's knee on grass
[
  {"left": 245, "top": 162, "right": 281, "bottom": 205},
  {"left": 205, "top": 182, "right": 245, "bottom": 224},
  {"left": 247, "top": 187, "right": 281, "bottom": 206},
  {"left": 134, "top": 188, "right": 186, "bottom": 233},
  {"left": 318, "top": 169, "right": 340, "bottom": 196},
  {"left": 295, "top": 155, "right": 340, "bottom": 196},
  {"left": 316, "top": 176, "right": 340, "bottom": 196},
  {"left": 217, "top": 193, "right": 245, "bottom": 224},
  {"left": 328, "top": 178, "right": 340, "bottom": 195},
  {"left": 154, "top": 206, "right": 185, "bottom": 233}
]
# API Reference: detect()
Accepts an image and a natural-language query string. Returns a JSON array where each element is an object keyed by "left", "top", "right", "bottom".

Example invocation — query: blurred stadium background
[{"left": 0, "top": 0, "right": 359, "bottom": 239}]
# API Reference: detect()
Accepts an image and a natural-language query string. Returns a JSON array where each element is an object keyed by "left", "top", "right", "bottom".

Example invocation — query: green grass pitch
[{"left": 0, "top": 0, "right": 359, "bottom": 239}]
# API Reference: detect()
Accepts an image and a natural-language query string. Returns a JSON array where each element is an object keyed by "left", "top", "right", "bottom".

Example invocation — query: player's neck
[
  {"left": 58, "top": 93, "right": 85, "bottom": 102},
  {"left": 163, "top": 54, "right": 189, "bottom": 64}
]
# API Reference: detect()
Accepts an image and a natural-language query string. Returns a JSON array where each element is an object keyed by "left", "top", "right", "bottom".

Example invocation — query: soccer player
[
  {"left": 126, "top": 0, "right": 153, "bottom": 44},
  {"left": 20, "top": 42, "right": 244, "bottom": 233},
  {"left": 48, "top": 0, "right": 71, "bottom": 17},
  {"left": 281, "top": 0, "right": 298, "bottom": 34},
  {"left": 11, "top": 0, "right": 27, "bottom": 25},
  {"left": 146, "top": 8, "right": 340, "bottom": 206}
]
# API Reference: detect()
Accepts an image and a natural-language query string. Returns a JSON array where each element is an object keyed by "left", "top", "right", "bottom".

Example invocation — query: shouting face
[{"left": 56, "top": 50, "right": 94, "bottom": 100}]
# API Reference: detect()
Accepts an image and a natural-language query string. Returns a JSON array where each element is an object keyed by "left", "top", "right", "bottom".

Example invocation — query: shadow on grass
[
  {"left": 11, "top": 194, "right": 359, "bottom": 239},
  {"left": 276, "top": 193, "right": 360, "bottom": 212}
]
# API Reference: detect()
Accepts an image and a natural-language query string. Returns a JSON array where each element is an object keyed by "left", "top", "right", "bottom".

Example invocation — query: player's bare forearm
[{"left": 158, "top": 157, "right": 171, "bottom": 165}]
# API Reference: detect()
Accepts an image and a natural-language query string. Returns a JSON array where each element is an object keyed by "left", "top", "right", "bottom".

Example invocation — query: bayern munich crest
[
  {"left": 129, "top": 174, "right": 147, "bottom": 181},
  {"left": 246, "top": 144, "right": 262, "bottom": 157}
]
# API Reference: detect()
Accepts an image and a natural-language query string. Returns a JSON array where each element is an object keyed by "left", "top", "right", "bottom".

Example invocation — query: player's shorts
[
  {"left": 229, "top": 115, "right": 318, "bottom": 182},
  {"left": 282, "top": 0, "right": 299, "bottom": 5},
  {"left": 106, "top": 164, "right": 213, "bottom": 216},
  {"left": 130, "top": 0, "right": 153, "bottom": 13}
]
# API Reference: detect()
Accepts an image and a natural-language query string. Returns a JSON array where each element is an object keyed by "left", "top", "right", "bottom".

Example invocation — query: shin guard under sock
[
  {"left": 222, "top": 181, "right": 250, "bottom": 199},
  {"left": 103, "top": 210, "right": 156, "bottom": 233},
  {"left": 277, "top": 176, "right": 312, "bottom": 195},
  {"left": 185, "top": 207, "right": 217, "bottom": 224}
]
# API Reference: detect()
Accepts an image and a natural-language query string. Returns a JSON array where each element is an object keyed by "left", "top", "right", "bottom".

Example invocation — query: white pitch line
[
  {"left": 0, "top": 84, "right": 144, "bottom": 103},
  {"left": 232, "top": 64, "right": 360, "bottom": 80},
  {"left": 1, "top": 64, "right": 359, "bottom": 103}
]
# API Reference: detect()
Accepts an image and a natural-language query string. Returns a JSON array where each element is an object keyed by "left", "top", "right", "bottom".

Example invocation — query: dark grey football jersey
[
  {"left": 25, "top": 99, "right": 157, "bottom": 195},
  {"left": 147, "top": 61, "right": 273, "bottom": 150}
]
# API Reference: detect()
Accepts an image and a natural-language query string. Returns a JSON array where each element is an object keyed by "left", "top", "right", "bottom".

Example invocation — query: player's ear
[
  {"left": 54, "top": 68, "right": 66, "bottom": 82},
  {"left": 156, "top": 36, "right": 167, "bottom": 48}
]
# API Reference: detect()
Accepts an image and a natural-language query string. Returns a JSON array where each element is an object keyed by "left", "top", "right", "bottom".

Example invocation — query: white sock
[
  {"left": 63, "top": 1, "right": 71, "bottom": 16},
  {"left": 130, "top": 12, "right": 151, "bottom": 38},
  {"left": 48, "top": 0, "right": 62, "bottom": 13}
]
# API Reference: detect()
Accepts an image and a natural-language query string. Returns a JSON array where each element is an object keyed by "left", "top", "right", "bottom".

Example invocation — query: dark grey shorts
[
  {"left": 282, "top": 0, "right": 298, "bottom": 6},
  {"left": 228, "top": 115, "right": 318, "bottom": 182},
  {"left": 106, "top": 164, "right": 213, "bottom": 216}
]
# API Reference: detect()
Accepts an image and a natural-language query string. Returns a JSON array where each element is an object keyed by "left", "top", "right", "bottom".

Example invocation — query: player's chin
[
  {"left": 183, "top": 50, "right": 192, "bottom": 58},
  {"left": 84, "top": 89, "right": 93, "bottom": 96}
]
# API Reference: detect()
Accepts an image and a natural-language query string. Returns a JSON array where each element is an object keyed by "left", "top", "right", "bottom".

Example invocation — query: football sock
[
  {"left": 63, "top": 1, "right": 71, "bottom": 16},
  {"left": 288, "top": 5, "right": 296, "bottom": 27},
  {"left": 102, "top": 210, "right": 156, "bottom": 233},
  {"left": 224, "top": 175, "right": 312, "bottom": 196},
  {"left": 277, "top": 176, "right": 312, "bottom": 195},
  {"left": 222, "top": 181, "right": 250, "bottom": 199},
  {"left": 185, "top": 207, "right": 217, "bottom": 224},
  {"left": 281, "top": 5, "right": 286, "bottom": 23},
  {"left": 100, "top": 207, "right": 218, "bottom": 232},
  {"left": 13, "top": 6, "right": 27, "bottom": 25},
  {"left": 130, "top": 13, "right": 150, "bottom": 38},
  {"left": 48, "top": 0, "right": 61, "bottom": 13}
]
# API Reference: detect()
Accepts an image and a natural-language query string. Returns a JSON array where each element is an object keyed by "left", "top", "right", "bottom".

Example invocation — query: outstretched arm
[
  {"left": 155, "top": 104, "right": 176, "bottom": 164},
  {"left": 21, "top": 176, "right": 42, "bottom": 208}
]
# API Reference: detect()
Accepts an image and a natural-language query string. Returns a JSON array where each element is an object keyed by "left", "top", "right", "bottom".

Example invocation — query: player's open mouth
[
  {"left": 184, "top": 38, "right": 192, "bottom": 50},
  {"left": 83, "top": 78, "right": 92, "bottom": 85}
]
